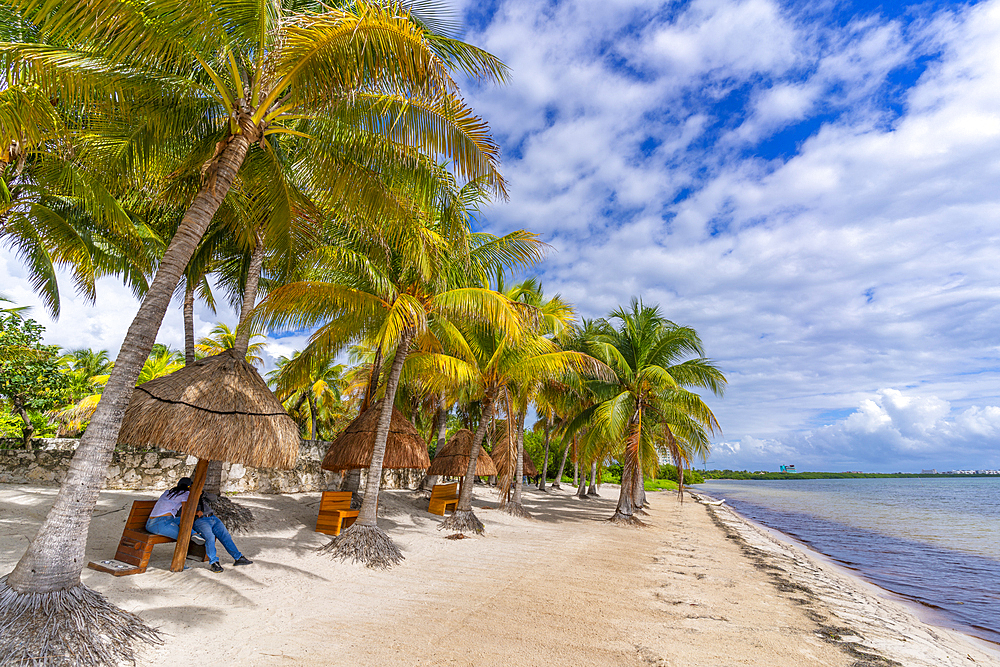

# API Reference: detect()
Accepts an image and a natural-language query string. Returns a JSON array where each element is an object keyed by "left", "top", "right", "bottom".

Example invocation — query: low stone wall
[{"left": 0, "top": 438, "right": 425, "bottom": 493}]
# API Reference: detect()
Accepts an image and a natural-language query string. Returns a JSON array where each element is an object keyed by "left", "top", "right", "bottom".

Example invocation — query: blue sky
[{"left": 3, "top": 0, "right": 1000, "bottom": 472}]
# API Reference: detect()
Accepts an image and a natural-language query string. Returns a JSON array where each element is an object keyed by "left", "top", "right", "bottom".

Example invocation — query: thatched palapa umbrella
[
  {"left": 117, "top": 348, "right": 299, "bottom": 571},
  {"left": 321, "top": 400, "right": 430, "bottom": 472},
  {"left": 427, "top": 429, "right": 498, "bottom": 477},
  {"left": 491, "top": 445, "right": 538, "bottom": 478}
]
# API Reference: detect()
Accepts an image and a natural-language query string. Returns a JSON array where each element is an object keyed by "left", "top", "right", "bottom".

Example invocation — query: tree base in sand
[
  {"left": 208, "top": 495, "right": 254, "bottom": 533},
  {"left": 607, "top": 512, "right": 647, "bottom": 526},
  {"left": 498, "top": 502, "right": 532, "bottom": 519},
  {"left": 0, "top": 577, "right": 161, "bottom": 666},
  {"left": 318, "top": 523, "right": 403, "bottom": 569},
  {"left": 586, "top": 491, "right": 600, "bottom": 497},
  {"left": 439, "top": 509, "right": 484, "bottom": 534}
]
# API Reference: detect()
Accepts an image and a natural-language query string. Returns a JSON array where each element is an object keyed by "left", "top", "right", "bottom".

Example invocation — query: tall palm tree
[
  {"left": 2, "top": 2, "right": 509, "bottom": 660},
  {"left": 586, "top": 300, "right": 726, "bottom": 525}
]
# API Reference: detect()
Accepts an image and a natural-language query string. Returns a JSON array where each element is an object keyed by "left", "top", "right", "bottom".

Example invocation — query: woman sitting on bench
[{"left": 147, "top": 477, "right": 253, "bottom": 573}]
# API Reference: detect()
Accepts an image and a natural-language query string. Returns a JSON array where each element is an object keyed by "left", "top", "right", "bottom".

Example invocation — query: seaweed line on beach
[{"left": 703, "top": 504, "right": 902, "bottom": 667}]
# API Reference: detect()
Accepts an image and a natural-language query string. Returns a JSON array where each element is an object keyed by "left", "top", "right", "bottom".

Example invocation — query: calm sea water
[{"left": 700, "top": 478, "right": 1000, "bottom": 645}]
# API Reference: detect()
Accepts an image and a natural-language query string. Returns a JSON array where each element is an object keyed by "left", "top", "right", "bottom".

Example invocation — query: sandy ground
[{"left": 1, "top": 483, "right": 997, "bottom": 667}]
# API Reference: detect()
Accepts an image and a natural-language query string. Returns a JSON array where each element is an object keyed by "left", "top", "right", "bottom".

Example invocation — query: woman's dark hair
[{"left": 165, "top": 477, "right": 193, "bottom": 498}]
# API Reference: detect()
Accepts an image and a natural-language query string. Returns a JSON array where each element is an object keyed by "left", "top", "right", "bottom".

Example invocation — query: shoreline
[
  {"left": 3, "top": 483, "right": 997, "bottom": 665},
  {"left": 692, "top": 490, "right": 1000, "bottom": 665}
]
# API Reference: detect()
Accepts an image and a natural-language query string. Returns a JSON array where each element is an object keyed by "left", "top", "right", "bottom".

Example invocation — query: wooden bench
[
  {"left": 314, "top": 491, "right": 360, "bottom": 536},
  {"left": 428, "top": 482, "right": 459, "bottom": 516},
  {"left": 87, "top": 500, "right": 207, "bottom": 576}
]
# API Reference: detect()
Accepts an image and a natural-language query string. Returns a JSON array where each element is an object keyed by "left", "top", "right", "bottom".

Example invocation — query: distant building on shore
[
  {"left": 780, "top": 464, "right": 797, "bottom": 473},
  {"left": 921, "top": 469, "right": 937, "bottom": 474}
]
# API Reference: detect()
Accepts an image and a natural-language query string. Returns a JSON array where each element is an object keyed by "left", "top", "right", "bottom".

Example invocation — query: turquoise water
[{"left": 701, "top": 477, "right": 1000, "bottom": 644}]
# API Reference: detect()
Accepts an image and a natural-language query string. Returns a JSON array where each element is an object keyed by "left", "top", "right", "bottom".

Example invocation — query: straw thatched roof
[
  {"left": 427, "top": 429, "right": 498, "bottom": 477},
  {"left": 321, "top": 401, "right": 430, "bottom": 471},
  {"left": 117, "top": 349, "right": 299, "bottom": 469},
  {"left": 490, "top": 446, "right": 539, "bottom": 478}
]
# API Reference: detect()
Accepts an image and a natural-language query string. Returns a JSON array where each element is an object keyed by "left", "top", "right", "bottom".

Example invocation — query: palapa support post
[{"left": 171, "top": 458, "right": 209, "bottom": 572}]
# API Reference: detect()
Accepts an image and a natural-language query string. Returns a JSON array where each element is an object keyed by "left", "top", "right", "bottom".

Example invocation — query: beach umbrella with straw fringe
[
  {"left": 491, "top": 444, "right": 538, "bottom": 478},
  {"left": 427, "top": 429, "right": 498, "bottom": 477},
  {"left": 116, "top": 348, "right": 300, "bottom": 571},
  {"left": 117, "top": 349, "right": 300, "bottom": 468},
  {"left": 320, "top": 400, "right": 431, "bottom": 472}
]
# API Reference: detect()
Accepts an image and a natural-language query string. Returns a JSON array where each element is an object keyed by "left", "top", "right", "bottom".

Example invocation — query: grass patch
[{"left": 644, "top": 479, "right": 678, "bottom": 491}]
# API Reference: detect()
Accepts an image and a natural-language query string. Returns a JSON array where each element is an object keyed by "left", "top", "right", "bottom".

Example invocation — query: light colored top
[{"left": 150, "top": 490, "right": 189, "bottom": 518}]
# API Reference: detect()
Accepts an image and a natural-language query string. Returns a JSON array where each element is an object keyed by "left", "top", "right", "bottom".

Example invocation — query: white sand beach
[{"left": 1, "top": 483, "right": 996, "bottom": 666}]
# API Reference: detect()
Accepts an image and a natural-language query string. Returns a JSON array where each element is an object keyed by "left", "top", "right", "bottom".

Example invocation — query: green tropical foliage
[{"left": 0, "top": 314, "right": 71, "bottom": 446}]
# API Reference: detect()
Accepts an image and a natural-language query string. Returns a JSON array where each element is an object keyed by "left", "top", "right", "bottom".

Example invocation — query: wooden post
[{"left": 170, "top": 458, "right": 209, "bottom": 572}]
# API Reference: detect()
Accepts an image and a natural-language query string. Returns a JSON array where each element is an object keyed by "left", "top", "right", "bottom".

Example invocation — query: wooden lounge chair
[
  {"left": 428, "top": 482, "right": 459, "bottom": 516},
  {"left": 314, "top": 491, "right": 360, "bottom": 536},
  {"left": 88, "top": 500, "right": 207, "bottom": 576}
]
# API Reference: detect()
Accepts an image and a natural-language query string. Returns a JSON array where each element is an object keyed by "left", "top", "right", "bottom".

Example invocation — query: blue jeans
[
  {"left": 193, "top": 515, "right": 243, "bottom": 564},
  {"left": 146, "top": 515, "right": 242, "bottom": 564}
]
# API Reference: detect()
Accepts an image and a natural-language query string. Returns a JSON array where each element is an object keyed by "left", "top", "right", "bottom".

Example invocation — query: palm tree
[
  {"left": 2, "top": 2, "right": 509, "bottom": 660},
  {"left": 59, "top": 348, "right": 113, "bottom": 399},
  {"left": 136, "top": 345, "right": 185, "bottom": 385},
  {"left": 268, "top": 352, "right": 347, "bottom": 441},
  {"left": 196, "top": 322, "right": 268, "bottom": 368},
  {"left": 586, "top": 300, "right": 726, "bottom": 525}
]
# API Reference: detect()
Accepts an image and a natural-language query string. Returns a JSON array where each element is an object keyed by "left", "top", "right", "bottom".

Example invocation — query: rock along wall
[{"left": 0, "top": 438, "right": 425, "bottom": 493}]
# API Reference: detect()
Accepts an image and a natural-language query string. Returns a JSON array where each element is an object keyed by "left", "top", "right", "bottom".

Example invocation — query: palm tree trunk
[
  {"left": 610, "top": 459, "right": 643, "bottom": 525},
  {"left": 588, "top": 461, "right": 599, "bottom": 496},
  {"left": 552, "top": 435, "right": 571, "bottom": 490},
  {"left": 183, "top": 281, "right": 196, "bottom": 366},
  {"left": 501, "top": 408, "right": 530, "bottom": 518},
  {"left": 204, "top": 231, "right": 263, "bottom": 532},
  {"left": 309, "top": 394, "right": 319, "bottom": 440},
  {"left": 232, "top": 229, "right": 265, "bottom": 355},
  {"left": 342, "top": 468, "right": 362, "bottom": 503},
  {"left": 577, "top": 459, "right": 589, "bottom": 499},
  {"left": 360, "top": 343, "right": 384, "bottom": 413},
  {"left": 538, "top": 416, "right": 551, "bottom": 491},
  {"left": 422, "top": 399, "right": 447, "bottom": 491},
  {"left": 187, "top": 295, "right": 224, "bottom": 500},
  {"left": 634, "top": 461, "right": 648, "bottom": 514},
  {"left": 320, "top": 328, "right": 413, "bottom": 568},
  {"left": 2, "top": 131, "right": 252, "bottom": 665},
  {"left": 440, "top": 397, "right": 494, "bottom": 534}
]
